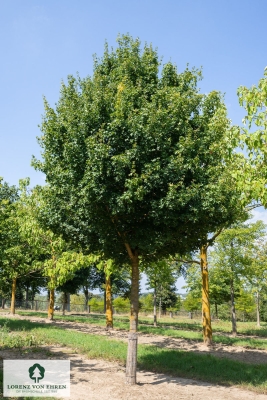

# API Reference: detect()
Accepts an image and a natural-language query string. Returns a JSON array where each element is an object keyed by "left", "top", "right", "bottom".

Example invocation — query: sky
[{"left": 1, "top": 1, "right": 267, "bottom": 293}]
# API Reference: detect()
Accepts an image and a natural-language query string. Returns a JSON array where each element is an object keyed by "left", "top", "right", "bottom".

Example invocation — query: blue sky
[{"left": 1, "top": 1, "right": 267, "bottom": 292}]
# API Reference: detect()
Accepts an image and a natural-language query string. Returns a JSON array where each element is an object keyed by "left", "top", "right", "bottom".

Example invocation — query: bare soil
[{"left": 1, "top": 313, "right": 267, "bottom": 399}]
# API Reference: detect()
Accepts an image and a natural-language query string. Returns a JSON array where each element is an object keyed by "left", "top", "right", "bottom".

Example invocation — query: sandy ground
[{"left": 1, "top": 313, "right": 267, "bottom": 399}]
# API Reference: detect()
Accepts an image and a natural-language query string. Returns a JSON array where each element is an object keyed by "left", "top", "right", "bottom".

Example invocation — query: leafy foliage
[
  {"left": 33, "top": 34, "right": 241, "bottom": 263},
  {"left": 237, "top": 68, "right": 267, "bottom": 205}
]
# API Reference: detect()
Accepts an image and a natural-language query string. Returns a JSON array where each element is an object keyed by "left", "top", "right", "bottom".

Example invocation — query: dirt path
[
  {"left": 1, "top": 313, "right": 267, "bottom": 399},
  {"left": 9, "top": 313, "right": 267, "bottom": 365},
  {"left": 0, "top": 345, "right": 267, "bottom": 400}
]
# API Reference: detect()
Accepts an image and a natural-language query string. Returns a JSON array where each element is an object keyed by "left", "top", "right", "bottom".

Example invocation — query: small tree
[
  {"left": 145, "top": 260, "right": 178, "bottom": 326},
  {"left": 183, "top": 292, "right": 201, "bottom": 313},
  {"left": 0, "top": 179, "right": 41, "bottom": 314},
  {"left": 210, "top": 221, "right": 266, "bottom": 334},
  {"left": 242, "top": 239, "right": 267, "bottom": 327}
]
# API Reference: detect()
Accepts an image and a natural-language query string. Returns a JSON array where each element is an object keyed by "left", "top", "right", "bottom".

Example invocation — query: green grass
[
  {"left": 0, "top": 317, "right": 267, "bottom": 394},
  {"left": 14, "top": 311, "right": 267, "bottom": 350},
  {"left": 15, "top": 310, "right": 267, "bottom": 335}
]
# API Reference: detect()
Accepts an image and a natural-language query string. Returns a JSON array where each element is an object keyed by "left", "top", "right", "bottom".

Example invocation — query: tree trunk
[
  {"left": 2, "top": 298, "right": 6, "bottom": 309},
  {"left": 200, "top": 245, "right": 212, "bottom": 345},
  {"left": 66, "top": 293, "right": 70, "bottom": 312},
  {"left": 48, "top": 289, "right": 55, "bottom": 320},
  {"left": 25, "top": 284, "right": 30, "bottom": 309},
  {"left": 159, "top": 293, "right": 162, "bottom": 319},
  {"left": 230, "top": 277, "right": 237, "bottom": 335},
  {"left": 31, "top": 291, "right": 34, "bottom": 310},
  {"left": 256, "top": 291, "right": 260, "bottom": 327},
  {"left": 215, "top": 302, "right": 218, "bottom": 319},
  {"left": 125, "top": 245, "right": 139, "bottom": 385},
  {"left": 84, "top": 288, "right": 89, "bottom": 312},
  {"left": 62, "top": 292, "right": 68, "bottom": 316},
  {"left": 105, "top": 274, "right": 113, "bottom": 329},
  {"left": 153, "top": 288, "right": 157, "bottom": 327},
  {"left": 10, "top": 277, "right": 17, "bottom": 315},
  {"left": 104, "top": 290, "right": 106, "bottom": 313}
]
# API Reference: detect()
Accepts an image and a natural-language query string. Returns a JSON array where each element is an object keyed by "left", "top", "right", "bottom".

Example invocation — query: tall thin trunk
[
  {"left": 48, "top": 289, "right": 55, "bottom": 320},
  {"left": 31, "top": 290, "right": 34, "bottom": 310},
  {"left": 125, "top": 244, "right": 139, "bottom": 385},
  {"left": 200, "top": 245, "right": 212, "bottom": 345},
  {"left": 104, "top": 290, "right": 106, "bottom": 313},
  {"left": 256, "top": 291, "right": 260, "bottom": 327},
  {"left": 2, "top": 298, "right": 6, "bottom": 309},
  {"left": 84, "top": 288, "right": 89, "bottom": 312},
  {"left": 62, "top": 292, "right": 68, "bottom": 316},
  {"left": 159, "top": 289, "right": 162, "bottom": 319},
  {"left": 153, "top": 288, "right": 157, "bottom": 327},
  {"left": 215, "top": 302, "right": 218, "bottom": 319},
  {"left": 66, "top": 293, "right": 70, "bottom": 312},
  {"left": 230, "top": 277, "right": 237, "bottom": 335},
  {"left": 105, "top": 274, "right": 113, "bottom": 329},
  {"left": 10, "top": 277, "right": 17, "bottom": 315},
  {"left": 25, "top": 284, "right": 29, "bottom": 309}
]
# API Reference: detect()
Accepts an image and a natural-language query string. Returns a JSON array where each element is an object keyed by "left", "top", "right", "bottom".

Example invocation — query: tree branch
[
  {"left": 245, "top": 202, "right": 262, "bottom": 211},
  {"left": 207, "top": 228, "right": 224, "bottom": 247},
  {"left": 124, "top": 242, "right": 135, "bottom": 260},
  {"left": 173, "top": 258, "right": 200, "bottom": 266}
]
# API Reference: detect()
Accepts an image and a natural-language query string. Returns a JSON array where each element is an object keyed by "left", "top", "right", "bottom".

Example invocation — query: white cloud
[{"left": 249, "top": 206, "right": 267, "bottom": 226}]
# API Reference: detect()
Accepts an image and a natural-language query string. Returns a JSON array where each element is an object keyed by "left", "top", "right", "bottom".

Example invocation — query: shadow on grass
[
  {"left": 4, "top": 315, "right": 267, "bottom": 352},
  {"left": 137, "top": 345, "right": 267, "bottom": 392},
  {"left": 16, "top": 311, "right": 110, "bottom": 324},
  {"left": 15, "top": 311, "right": 267, "bottom": 338},
  {"left": 1, "top": 316, "right": 267, "bottom": 392}
]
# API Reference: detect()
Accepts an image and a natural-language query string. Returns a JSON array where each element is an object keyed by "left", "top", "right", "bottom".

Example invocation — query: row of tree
[{"left": 183, "top": 220, "right": 267, "bottom": 329}]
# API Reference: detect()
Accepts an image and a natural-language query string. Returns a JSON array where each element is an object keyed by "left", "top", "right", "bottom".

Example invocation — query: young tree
[
  {"left": 19, "top": 184, "right": 97, "bottom": 320},
  {"left": 183, "top": 292, "right": 201, "bottom": 313},
  {"left": 33, "top": 35, "right": 242, "bottom": 383},
  {"left": 0, "top": 179, "right": 41, "bottom": 314},
  {"left": 145, "top": 260, "right": 178, "bottom": 326},
  {"left": 210, "top": 221, "right": 265, "bottom": 334},
  {"left": 235, "top": 289, "right": 255, "bottom": 321},
  {"left": 243, "top": 240, "right": 267, "bottom": 327}
]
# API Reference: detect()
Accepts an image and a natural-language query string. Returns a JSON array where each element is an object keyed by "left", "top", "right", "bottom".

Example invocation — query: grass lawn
[
  {"left": 14, "top": 311, "right": 267, "bottom": 350},
  {"left": 0, "top": 317, "right": 267, "bottom": 394}
]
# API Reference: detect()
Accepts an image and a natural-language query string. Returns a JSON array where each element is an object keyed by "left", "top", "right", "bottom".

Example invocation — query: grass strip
[
  {"left": 15, "top": 311, "right": 267, "bottom": 350},
  {"left": 0, "top": 317, "right": 267, "bottom": 394},
  {"left": 15, "top": 310, "right": 267, "bottom": 336}
]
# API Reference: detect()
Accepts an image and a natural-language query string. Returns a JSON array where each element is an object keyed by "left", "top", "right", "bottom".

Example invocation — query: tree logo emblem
[{"left": 28, "top": 363, "right": 45, "bottom": 383}]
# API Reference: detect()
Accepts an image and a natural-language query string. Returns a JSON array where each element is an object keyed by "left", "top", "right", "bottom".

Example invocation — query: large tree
[{"left": 33, "top": 35, "right": 241, "bottom": 383}]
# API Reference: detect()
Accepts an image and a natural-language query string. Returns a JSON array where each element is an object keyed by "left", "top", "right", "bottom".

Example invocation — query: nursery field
[{"left": 0, "top": 312, "right": 267, "bottom": 399}]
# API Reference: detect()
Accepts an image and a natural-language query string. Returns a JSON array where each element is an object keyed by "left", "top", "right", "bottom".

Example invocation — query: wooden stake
[
  {"left": 126, "top": 333, "right": 138, "bottom": 385},
  {"left": 125, "top": 245, "right": 139, "bottom": 385}
]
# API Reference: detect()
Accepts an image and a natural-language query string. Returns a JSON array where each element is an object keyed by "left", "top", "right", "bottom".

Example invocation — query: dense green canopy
[{"left": 33, "top": 35, "right": 240, "bottom": 263}]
